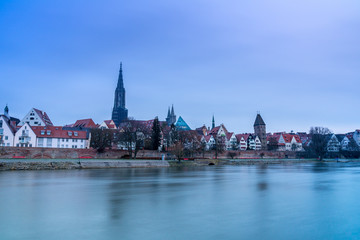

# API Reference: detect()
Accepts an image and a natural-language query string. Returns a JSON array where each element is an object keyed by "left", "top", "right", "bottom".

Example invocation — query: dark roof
[{"left": 254, "top": 114, "right": 265, "bottom": 126}]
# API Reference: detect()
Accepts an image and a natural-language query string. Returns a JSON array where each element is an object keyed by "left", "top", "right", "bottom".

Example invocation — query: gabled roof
[
  {"left": 73, "top": 119, "right": 97, "bottom": 128},
  {"left": 236, "top": 134, "right": 251, "bottom": 142},
  {"left": 31, "top": 126, "right": 87, "bottom": 139},
  {"left": 33, "top": 108, "right": 53, "bottom": 126},
  {"left": 254, "top": 114, "right": 265, "bottom": 126},
  {"left": 0, "top": 115, "right": 17, "bottom": 134},
  {"left": 103, "top": 120, "right": 117, "bottom": 129},
  {"left": 225, "top": 132, "right": 235, "bottom": 141}
]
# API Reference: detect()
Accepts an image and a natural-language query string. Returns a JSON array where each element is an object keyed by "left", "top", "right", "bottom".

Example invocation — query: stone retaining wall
[{"left": 0, "top": 160, "right": 170, "bottom": 171}]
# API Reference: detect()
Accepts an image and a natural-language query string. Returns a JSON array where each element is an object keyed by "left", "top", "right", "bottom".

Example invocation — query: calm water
[{"left": 1, "top": 163, "right": 360, "bottom": 240}]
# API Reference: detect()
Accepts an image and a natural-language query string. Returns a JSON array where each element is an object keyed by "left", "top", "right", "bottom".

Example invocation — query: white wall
[
  {"left": 0, "top": 116, "right": 15, "bottom": 146},
  {"left": 14, "top": 123, "right": 37, "bottom": 147}
]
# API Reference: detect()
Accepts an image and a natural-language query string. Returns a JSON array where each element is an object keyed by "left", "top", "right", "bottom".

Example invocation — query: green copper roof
[{"left": 175, "top": 116, "right": 191, "bottom": 131}]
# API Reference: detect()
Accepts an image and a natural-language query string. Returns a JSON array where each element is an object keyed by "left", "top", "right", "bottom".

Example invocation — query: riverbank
[{"left": 1, "top": 158, "right": 358, "bottom": 171}]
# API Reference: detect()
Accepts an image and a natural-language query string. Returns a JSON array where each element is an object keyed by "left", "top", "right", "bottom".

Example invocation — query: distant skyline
[{"left": 1, "top": 0, "right": 359, "bottom": 133}]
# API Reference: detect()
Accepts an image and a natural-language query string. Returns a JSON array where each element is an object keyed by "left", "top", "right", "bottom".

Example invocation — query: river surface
[{"left": 1, "top": 162, "right": 360, "bottom": 240}]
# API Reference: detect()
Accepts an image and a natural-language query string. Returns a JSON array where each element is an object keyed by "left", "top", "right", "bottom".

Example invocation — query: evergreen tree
[{"left": 151, "top": 117, "right": 161, "bottom": 150}]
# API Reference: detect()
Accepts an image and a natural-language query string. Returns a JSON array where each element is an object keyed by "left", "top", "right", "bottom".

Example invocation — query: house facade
[
  {"left": 18, "top": 108, "right": 53, "bottom": 126},
  {"left": 0, "top": 115, "right": 17, "bottom": 147},
  {"left": 14, "top": 124, "right": 89, "bottom": 148}
]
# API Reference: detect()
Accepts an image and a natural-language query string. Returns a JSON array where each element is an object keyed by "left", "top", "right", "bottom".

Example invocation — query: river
[{"left": 1, "top": 162, "right": 360, "bottom": 239}]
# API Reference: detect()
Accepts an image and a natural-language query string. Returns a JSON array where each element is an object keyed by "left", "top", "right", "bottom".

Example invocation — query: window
[
  {"left": 61, "top": 144, "right": 64, "bottom": 148},
  {"left": 74, "top": 132, "right": 78, "bottom": 136},
  {"left": 7, "top": 143, "right": 10, "bottom": 146},
  {"left": 5, "top": 136, "right": 8, "bottom": 140},
  {"left": 47, "top": 130, "right": 51, "bottom": 135},
  {"left": 81, "top": 139, "right": 83, "bottom": 143},
  {"left": 68, "top": 131, "right": 72, "bottom": 136},
  {"left": 41, "top": 130, "right": 45, "bottom": 135},
  {"left": 38, "top": 138, "right": 44, "bottom": 147},
  {"left": 34, "top": 122, "right": 38, "bottom": 124},
  {"left": 30, "top": 117, "right": 34, "bottom": 120},
  {"left": 0, "top": 120, "right": 2, "bottom": 128},
  {"left": 66, "top": 139, "right": 69, "bottom": 142},
  {"left": 47, "top": 138, "right": 52, "bottom": 147}
]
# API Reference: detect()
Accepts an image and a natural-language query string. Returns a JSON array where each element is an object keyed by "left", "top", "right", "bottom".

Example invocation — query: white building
[
  {"left": 14, "top": 125, "right": 89, "bottom": 148},
  {"left": 14, "top": 123, "right": 37, "bottom": 147},
  {"left": 225, "top": 132, "right": 238, "bottom": 150},
  {"left": 201, "top": 135, "right": 215, "bottom": 150},
  {"left": 326, "top": 134, "right": 341, "bottom": 152},
  {"left": 235, "top": 134, "right": 248, "bottom": 151},
  {"left": 0, "top": 115, "right": 17, "bottom": 147},
  {"left": 18, "top": 108, "right": 53, "bottom": 126}
]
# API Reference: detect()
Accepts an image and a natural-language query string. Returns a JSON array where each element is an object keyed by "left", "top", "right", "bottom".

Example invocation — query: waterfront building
[
  {"left": 235, "top": 134, "right": 248, "bottom": 151},
  {"left": 201, "top": 135, "right": 215, "bottom": 150},
  {"left": 254, "top": 113, "right": 267, "bottom": 149},
  {"left": 352, "top": 130, "right": 360, "bottom": 147},
  {"left": 14, "top": 123, "right": 37, "bottom": 147},
  {"left": 166, "top": 105, "right": 176, "bottom": 126},
  {"left": 14, "top": 124, "right": 88, "bottom": 148},
  {"left": 0, "top": 105, "right": 19, "bottom": 147},
  {"left": 273, "top": 133, "right": 303, "bottom": 151},
  {"left": 111, "top": 63, "right": 128, "bottom": 126},
  {"left": 195, "top": 125, "right": 208, "bottom": 136},
  {"left": 326, "top": 134, "right": 341, "bottom": 152},
  {"left": 18, "top": 108, "right": 53, "bottom": 126},
  {"left": 225, "top": 132, "right": 238, "bottom": 150}
]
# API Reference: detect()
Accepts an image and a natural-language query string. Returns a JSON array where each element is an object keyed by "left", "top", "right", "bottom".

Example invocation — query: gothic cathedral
[{"left": 111, "top": 63, "right": 128, "bottom": 126}]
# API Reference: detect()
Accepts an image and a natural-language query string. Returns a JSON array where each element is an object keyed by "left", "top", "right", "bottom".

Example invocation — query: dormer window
[
  {"left": 47, "top": 130, "right": 51, "bottom": 135},
  {"left": 68, "top": 131, "right": 72, "bottom": 136},
  {"left": 74, "top": 132, "right": 78, "bottom": 137},
  {"left": 41, "top": 130, "right": 45, "bottom": 135}
]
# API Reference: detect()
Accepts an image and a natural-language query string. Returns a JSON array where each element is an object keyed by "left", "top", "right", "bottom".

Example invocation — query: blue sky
[{"left": 0, "top": 0, "right": 359, "bottom": 133}]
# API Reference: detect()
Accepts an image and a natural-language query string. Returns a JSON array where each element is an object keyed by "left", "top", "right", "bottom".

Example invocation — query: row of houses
[{"left": 1, "top": 106, "right": 360, "bottom": 152}]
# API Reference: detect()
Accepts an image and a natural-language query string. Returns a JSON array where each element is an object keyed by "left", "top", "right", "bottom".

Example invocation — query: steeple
[
  {"left": 254, "top": 113, "right": 265, "bottom": 126},
  {"left": 167, "top": 107, "right": 170, "bottom": 118},
  {"left": 117, "top": 62, "right": 124, "bottom": 89},
  {"left": 171, "top": 104, "right": 174, "bottom": 116},
  {"left": 111, "top": 62, "right": 128, "bottom": 126},
  {"left": 212, "top": 115, "right": 215, "bottom": 129}
]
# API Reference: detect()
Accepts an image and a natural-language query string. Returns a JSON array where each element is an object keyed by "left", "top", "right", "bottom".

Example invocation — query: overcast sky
[{"left": 1, "top": 0, "right": 359, "bottom": 133}]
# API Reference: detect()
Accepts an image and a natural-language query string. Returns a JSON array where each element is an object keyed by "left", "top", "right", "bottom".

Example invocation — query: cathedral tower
[
  {"left": 166, "top": 105, "right": 176, "bottom": 126},
  {"left": 111, "top": 63, "right": 128, "bottom": 126},
  {"left": 254, "top": 113, "right": 267, "bottom": 149}
]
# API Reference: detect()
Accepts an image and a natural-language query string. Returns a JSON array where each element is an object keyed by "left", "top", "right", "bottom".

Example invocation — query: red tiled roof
[
  {"left": 33, "top": 108, "right": 53, "bottom": 126},
  {"left": 103, "top": 120, "right": 117, "bottom": 129},
  {"left": 225, "top": 132, "right": 234, "bottom": 141},
  {"left": 73, "top": 119, "right": 97, "bottom": 128},
  {"left": 236, "top": 134, "right": 250, "bottom": 142},
  {"left": 31, "top": 126, "right": 87, "bottom": 139}
]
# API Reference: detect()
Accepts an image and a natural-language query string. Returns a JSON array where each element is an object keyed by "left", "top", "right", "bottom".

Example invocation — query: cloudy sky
[{"left": 1, "top": 0, "right": 359, "bottom": 133}]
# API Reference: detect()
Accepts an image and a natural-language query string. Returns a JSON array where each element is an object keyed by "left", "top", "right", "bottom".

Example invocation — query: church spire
[
  {"left": 117, "top": 62, "right": 124, "bottom": 88},
  {"left": 167, "top": 107, "right": 170, "bottom": 118},
  {"left": 212, "top": 115, "right": 215, "bottom": 129},
  {"left": 171, "top": 104, "right": 174, "bottom": 116}
]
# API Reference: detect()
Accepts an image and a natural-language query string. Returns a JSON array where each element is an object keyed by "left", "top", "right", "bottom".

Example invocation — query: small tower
[
  {"left": 212, "top": 115, "right": 215, "bottom": 129},
  {"left": 4, "top": 105, "right": 9, "bottom": 118},
  {"left": 254, "top": 113, "right": 266, "bottom": 149}
]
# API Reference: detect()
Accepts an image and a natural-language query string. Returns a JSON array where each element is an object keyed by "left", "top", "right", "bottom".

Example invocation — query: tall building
[
  {"left": 112, "top": 63, "right": 128, "bottom": 126},
  {"left": 254, "top": 113, "right": 267, "bottom": 149},
  {"left": 166, "top": 105, "right": 176, "bottom": 126}
]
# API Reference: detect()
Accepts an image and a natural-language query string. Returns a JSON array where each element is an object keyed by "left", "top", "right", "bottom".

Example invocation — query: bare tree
[
  {"left": 212, "top": 135, "right": 225, "bottom": 159},
  {"left": 90, "top": 128, "right": 114, "bottom": 153},
  {"left": 171, "top": 142, "right": 184, "bottom": 161},
  {"left": 117, "top": 120, "right": 146, "bottom": 159},
  {"left": 308, "top": 127, "right": 332, "bottom": 160},
  {"left": 267, "top": 136, "right": 278, "bottom": 151}
]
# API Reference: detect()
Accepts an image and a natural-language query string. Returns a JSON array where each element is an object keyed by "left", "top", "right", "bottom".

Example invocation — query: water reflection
[{"left": 2, "top": 163, "right": 360, "bottom": 240}]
